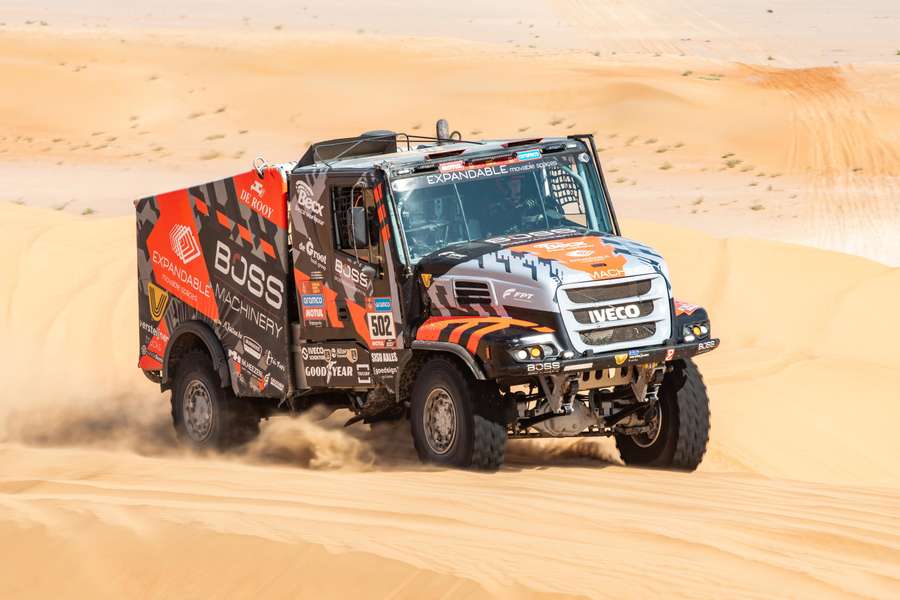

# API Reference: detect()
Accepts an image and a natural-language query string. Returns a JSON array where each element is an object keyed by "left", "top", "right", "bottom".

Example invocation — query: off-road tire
[
  {"left": 615, "top": 358, "right": 710, "bottom": 471},
  {"left": 410, "top": 356, "right": 506, "bottom": 470},
  {"left": 171, "top": 350, "right": 260, "bottom": 451}
]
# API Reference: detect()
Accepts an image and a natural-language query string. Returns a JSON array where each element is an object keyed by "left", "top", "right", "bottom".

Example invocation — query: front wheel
[
  {"left": 410, "top": 357, "right": 506, "bottom": 470},
  {"left": 615, "top": 358, "right": 710, "bottom": 471}
]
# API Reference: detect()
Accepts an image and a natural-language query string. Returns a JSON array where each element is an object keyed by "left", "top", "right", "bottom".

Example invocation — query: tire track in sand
[{"left": 746, "top": 65, "right": 900, "bottom": 264}]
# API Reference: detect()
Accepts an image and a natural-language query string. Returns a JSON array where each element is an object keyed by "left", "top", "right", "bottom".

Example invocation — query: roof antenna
[{"left": 436, "top": 118, "right": 450, "bottom": 145}]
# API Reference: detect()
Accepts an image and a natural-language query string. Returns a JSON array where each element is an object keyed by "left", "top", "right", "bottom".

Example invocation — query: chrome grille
[
  {"left": 564, "top": 280, "right": 652, "bottom": 304},
  {"left": 558, "top": 275, "right": 671, "bottom": 354}
]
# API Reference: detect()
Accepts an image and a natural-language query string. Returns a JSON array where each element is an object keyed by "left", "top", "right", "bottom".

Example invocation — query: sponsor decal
[
  {"left": 169, "top": 223, "right": 202, "bottom": 265},
  {"left": 214, "top": 240, "right": 285, "bottom": 310},
  {"left": 614, "top": 353, "right": 628, "bottom": 366},
  {"left": 239, "top": 181, "right": 274, "bottom": 221},
  {"left": 486, "top": 228, "right": 580, "bottom": 246},
  {"left": 526, "top": 361, "right": 561, "bottom": 373},
  {"left": 420, "top": 273, "right": 433, "bottom": 288},
  {"left": 299, "top": 279, "right": 326, "bottom": 329},
  {"left": 534, "top": 239, "right": 594, "bottom": 256},
  {"left": 266, "top": 374, "right": 285, "bottom": 393},
  {"left": 697, "top": 340, "right": 717, "bottom": 353},
  {"left": 674, "top": 300, "right": 702, "bottom": 316},
  {"left": 139, "top": 320, "right": 170, "bottom": 344},
  {"left": 592, "top": 268, "right": 626, "bottom": 280},
  {"left": 373, "top": 365, "right": 398, "bottom": 377},
  {"left": 335, "top": 257, "right": 371, "bottom": 291},
  {"left": 304, "top": 363, "right": 353, "bottom": 383},
  {"left": 302, "top": 294, "right": 324, "bottom": 306},
  {"left": 357, "top": 363, "right": 372, "bottom": 385},
  {"left": 502, "top": 288, "right": 535, "bottom": 303},
  {"left": 566, "top": 249, "right": 595, "bottom": 258},
  {"left": 302, "top": 238, "right": 328, "bottom": 270},
  {"left": 588, "top": 304, "right": 640, "bottom": 324},
  {"left": 264, "top": 350, "right": 287, "bottom": 374},
  {"left": 295, "top": 180, "right": 325, "bottom": 226},
  {"left": 426, "top": 164, "right": 509, "bottom": 185},
  {"left": 366, "top": 297, "right": 392, "bottom": 313},
  {"left": 371, "top": 351, "right": 398, "bottom": 363},
  {"left": 516, "top": 149, "right": 541, "bottom": 161},
  {"left": 228, "top": 348, "right": 264, "bottom": 380},
  {"left": 438, "top": 160, "right": 465, "bottom": 173},
  {"left": 215, "top": 284, "right": 284, "bottom": 339},
  {"left": 243, "top": 335, "right": 262, "bottom": 360},
  {"left": 303, "top": 306, "right": 326, "bottom": 323},
  {"left": 300, "top": 345, "right": 360, "bottom": 384},
  {"left": 665, "top": 348, "right": 675, "bottom": 361},
  {"left": 627, "top": 349, "right": 650, "bottom": 363},
  {"left": 147, "top": 281, "right": 170, "bottom": 322},
  {"left": 301, "top": 345, "right": 358, "bottom": 363},
  {"left": 437, "top": 250, "right": 467, "bottom": 260},
  {"left": 152, "top": 249, "right": 213, "bottom": 302}
]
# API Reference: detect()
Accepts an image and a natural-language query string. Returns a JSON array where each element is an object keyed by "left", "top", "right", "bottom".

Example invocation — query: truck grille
[{"left": 558, "top": 275, "right": 671, "bottom": 354}]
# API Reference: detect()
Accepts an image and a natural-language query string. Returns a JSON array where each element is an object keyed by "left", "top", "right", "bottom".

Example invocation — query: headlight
[
  {"left": 511, "top": 344, "right": 558, "bottom": 362},
  {"left": 682, "top": 321, "right": 710, "bottom": 343}
]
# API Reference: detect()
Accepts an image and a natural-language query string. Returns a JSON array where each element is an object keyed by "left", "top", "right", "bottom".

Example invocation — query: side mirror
[{"left": 349, "top": 206, "right": 368, "bottom": 249}]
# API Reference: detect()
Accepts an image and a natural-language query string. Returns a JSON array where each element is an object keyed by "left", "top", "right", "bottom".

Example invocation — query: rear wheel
[
  {"left": 410, "top": 356, "right": 506, "bottom": 470},
  {"left": 615, "top": 358, "right": 710, "bottom": 471},
  {"left": 171, "top": 350, "right": 260, "bottom": 451}
]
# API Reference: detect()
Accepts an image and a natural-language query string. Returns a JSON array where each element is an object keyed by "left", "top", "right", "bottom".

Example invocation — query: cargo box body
[{"left": 136, "top": 167, "right": 293, "bottom": 398}]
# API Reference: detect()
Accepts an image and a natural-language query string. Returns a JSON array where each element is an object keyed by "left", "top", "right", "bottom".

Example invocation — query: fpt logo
[{"left": 169, "top": 224, "right": 201, "bottom": 265}]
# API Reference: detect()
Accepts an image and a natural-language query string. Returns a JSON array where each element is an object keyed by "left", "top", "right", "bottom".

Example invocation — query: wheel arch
[
  {"left": 407, "top": 341, "right": 486, "bottom": 379},
  {"left": 162, "top": 321, "right": 230, "bottom": 392}
]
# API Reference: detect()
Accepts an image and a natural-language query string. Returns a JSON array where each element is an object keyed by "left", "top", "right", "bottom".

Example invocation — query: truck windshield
[{"left": 390, "top": 151, "right": 613, "bottom": 263}]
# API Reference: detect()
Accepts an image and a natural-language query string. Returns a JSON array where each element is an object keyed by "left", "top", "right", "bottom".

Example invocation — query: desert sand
[{"left": 1, "top": 2, "right": 899, "bottom": 598}]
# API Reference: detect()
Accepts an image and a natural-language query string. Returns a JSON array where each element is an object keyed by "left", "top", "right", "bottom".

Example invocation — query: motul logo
[
  {"left": 169, "top": 224, "right": 201, "bottom": 265},
  {"left": 589, "top": 304, "right": 640, "bottom": 323}
]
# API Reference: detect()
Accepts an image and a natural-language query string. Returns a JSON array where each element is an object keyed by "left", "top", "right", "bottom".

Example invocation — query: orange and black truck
[{"left": 137, "top": 121, "right": 719, "bottom": 470}]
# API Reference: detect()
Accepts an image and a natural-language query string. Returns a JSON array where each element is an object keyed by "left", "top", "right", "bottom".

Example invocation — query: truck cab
[{"left": 136, "top": 122, "right": 718, "bottom": 470}]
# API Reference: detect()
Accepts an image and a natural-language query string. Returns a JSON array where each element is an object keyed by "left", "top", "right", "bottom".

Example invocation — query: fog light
[
  {"left": 699, "top": 325, "right": 709, "bottom": 335},
  {"left": 529, "top": 346, "right": 543, "bottom": 359},
  {"left": 515, "top": 350, "right": 528, "bottom": 361},
  {"left": 684, "top": 334, "right": 696, "bottom": 342},
  {"left": 692, "top": 325, "right": 702, "bottom": 337}
]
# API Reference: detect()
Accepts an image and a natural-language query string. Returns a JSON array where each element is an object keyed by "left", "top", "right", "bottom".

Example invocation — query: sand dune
[
  {"left": 2, "top": 3, "right": 900, "bottom": 596},
  {"left": 1, "top": 28, "right": 898, "bottom": 263},
  {"left": 1, "top": 202, "right": 898, "bottom": 598}
]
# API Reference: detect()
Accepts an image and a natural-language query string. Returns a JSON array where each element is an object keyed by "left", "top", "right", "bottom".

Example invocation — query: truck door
[{"left": 289, "top": 169, "right": 404, "bottom": 389}]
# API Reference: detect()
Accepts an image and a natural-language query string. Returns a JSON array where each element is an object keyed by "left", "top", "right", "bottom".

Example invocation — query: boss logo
[
  {"left": 697, "top": 340, "right": 717, "bottom": 353},
  {"left": 526, "top": 362, "right": 560, "bottom": 373},
  {"left": 335, "top": 257, "right": 371, "bottom": 290},
  {"left": 214, "top": 240, "right": 285, "bottom": 310},
  {"left": 588, "top": 304, "right": 640, "bottom": 323}
]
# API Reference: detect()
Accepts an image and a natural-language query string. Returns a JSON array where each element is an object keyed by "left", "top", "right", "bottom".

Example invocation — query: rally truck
[{"left": 136, "top": 120, "right": 719, "bottom": 470}]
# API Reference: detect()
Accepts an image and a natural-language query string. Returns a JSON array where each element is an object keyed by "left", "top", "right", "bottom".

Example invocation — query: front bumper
[{"left": 485, "top": 338, "right": 720, "bottom": 378}]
